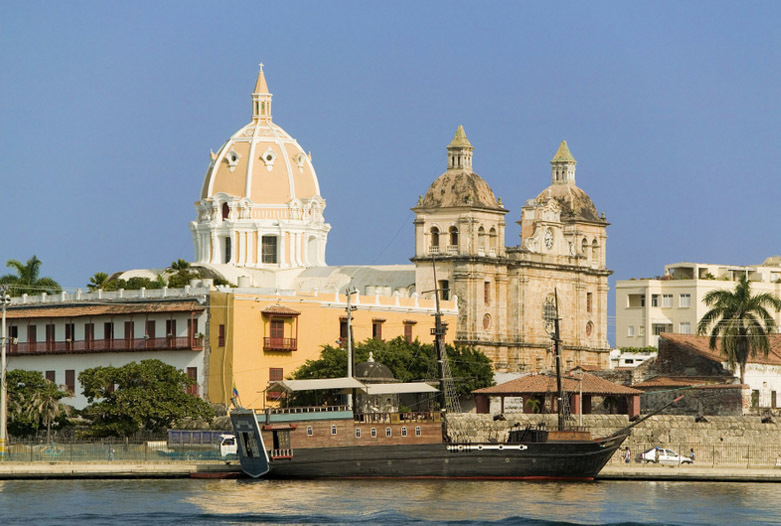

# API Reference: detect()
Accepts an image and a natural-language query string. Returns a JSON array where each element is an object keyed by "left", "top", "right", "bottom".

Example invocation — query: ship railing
[
  {"left": 262, "top": 405, "right": 350, "bottom": 415},
  {"left": 355, "top": 411, "right": 439, "bottom": 424},
  {"left": 269, "top": 448, "right": 293, "bottom": 460}
]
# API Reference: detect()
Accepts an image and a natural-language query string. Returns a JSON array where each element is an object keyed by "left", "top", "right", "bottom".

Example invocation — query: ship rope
[{"left": 440, "top": 351, "right": 462, "bottom": 414}]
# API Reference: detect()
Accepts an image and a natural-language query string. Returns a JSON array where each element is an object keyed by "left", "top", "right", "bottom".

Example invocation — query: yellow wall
[{"left": 208, "top": 290, "right": 457, "bottom": 410}]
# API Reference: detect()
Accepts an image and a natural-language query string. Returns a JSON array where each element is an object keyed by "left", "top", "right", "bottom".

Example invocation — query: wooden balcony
[
  {"left": 263, "top": 337, "right": 297, "bottom": 352},
  {"left": 8, "top": 336, "right": 204, "bottom": 356}
]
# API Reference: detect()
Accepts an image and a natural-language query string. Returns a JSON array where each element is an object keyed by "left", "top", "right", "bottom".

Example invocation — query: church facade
[
  {"left": 189, "top": 65, "right": 612, "bottom": 375},
  {"left": 412, "top": 129, "right": 612, "bottom": 372}
]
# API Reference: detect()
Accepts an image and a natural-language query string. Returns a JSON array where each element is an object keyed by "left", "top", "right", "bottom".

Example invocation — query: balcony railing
[
  {"left": 263, "top": 337, "right": 297, "bottom": 352},
  {"left": 9, "top": 336, "right": 204, "bottom": 355}
]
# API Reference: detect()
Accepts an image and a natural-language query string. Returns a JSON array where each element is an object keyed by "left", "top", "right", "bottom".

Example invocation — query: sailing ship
[{"left": 230, "top": 287, "right": 666, "bottom": 480}]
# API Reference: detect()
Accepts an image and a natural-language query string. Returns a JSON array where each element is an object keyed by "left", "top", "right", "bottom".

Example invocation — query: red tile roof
[
  {"left": 6, "top": 300, "right": 205, "bottom": 319},
  {"left": 261, "top": 304, "right": 301, "bottom": 316},
  {"left": 473, "top": 372, "right": 641, "bottom": 396},
  {"left": 661, "top": 333, "right": 781, "bottom": 366},
  {"left": 633, "top": 376, "right": 743, "bottom": 390}
]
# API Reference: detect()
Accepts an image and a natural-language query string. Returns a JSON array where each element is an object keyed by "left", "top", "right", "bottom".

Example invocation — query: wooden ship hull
[{"left": 230, "top": 409, "right": 627, "bottom": 480}]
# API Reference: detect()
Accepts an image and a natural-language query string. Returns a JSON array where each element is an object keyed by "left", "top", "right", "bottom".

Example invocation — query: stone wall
[
  {"left": 447, "top": 413, "right": 781, "bottom": 448},
  {"left": 641, "top": 387, "right": 744, "bottom": 416}
]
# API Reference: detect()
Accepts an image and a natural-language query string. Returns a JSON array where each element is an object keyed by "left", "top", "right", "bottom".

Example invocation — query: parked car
[{"left": 639, "top": 447, "right": 693, "bottom": 465}]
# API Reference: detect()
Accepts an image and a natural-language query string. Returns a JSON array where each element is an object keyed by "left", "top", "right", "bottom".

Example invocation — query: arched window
[
  {"left": 581, "top": 238, "right": 588, "bottom": 257},
  {"left": 478, "top": 226, "right": 486, "bottom": 253},
  {"left": 430, "top": 227, "right": 440, "bottom": 253},
  {"left": 222, "top": 203, "right": 230, "bottom": 221},
  {"left": 592, "top": 239, "right": 599, "bottom": 260},
  {"left": 449, "top": 226, "right": 459, "bottom": 247},
  {"left": 489, "top": 227, "right": 497, "bottom": 254}
]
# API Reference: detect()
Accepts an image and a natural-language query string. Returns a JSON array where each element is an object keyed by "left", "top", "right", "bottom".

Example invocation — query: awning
[
  {"left": 364, "top": 383, "right": 439, "bottom": 395},
  {"left": 267, "top": 378, "right": 367, "bottom": 393}
]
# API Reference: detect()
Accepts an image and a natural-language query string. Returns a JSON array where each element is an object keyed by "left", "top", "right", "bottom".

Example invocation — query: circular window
[
  {"left": 483, "top": 313, "right": 492, "bottom": 330},
  {"left": 586, "top": 321, "right": 593, "bottom": 337},
  {"left": 266, "top": 154, "right": 273, "bottom": 161}
]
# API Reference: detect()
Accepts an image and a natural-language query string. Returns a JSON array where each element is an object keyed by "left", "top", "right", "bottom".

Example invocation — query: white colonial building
[
  {"left": 5, "top": 287, "right": 211, "bottom": 409},
  {"left": 616, "top": 258, "right": 781, "bottom": 348}
]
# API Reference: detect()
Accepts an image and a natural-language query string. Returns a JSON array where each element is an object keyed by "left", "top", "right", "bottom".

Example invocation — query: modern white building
[{"left": 616, "top": 258, "right": 781, "bottom": 348}]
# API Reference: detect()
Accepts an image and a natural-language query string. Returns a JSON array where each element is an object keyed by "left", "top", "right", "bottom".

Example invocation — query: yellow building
[{"left": 207, "top": 289, "right": 456, "bottom": 410}]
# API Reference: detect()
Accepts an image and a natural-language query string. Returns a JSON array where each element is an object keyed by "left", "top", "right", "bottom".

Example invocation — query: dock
[
  {"left": 598, "top": 464, "right": 781, "bottom": 482},
  {"left": 0, "top": 461, "right": 243, "bottom": 479}
]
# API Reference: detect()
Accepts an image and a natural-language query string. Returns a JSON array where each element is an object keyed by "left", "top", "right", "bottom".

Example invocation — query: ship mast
[
  {"left": 552, "top": 288, "right": 565, "bottom": 431},
  {"left": 430, "top": 262, "right": 448, "bottom": 413}
]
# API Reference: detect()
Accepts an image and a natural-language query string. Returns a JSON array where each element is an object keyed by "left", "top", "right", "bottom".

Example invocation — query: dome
[
  {"left": 355, "top": 353, "right": 396, "bottom": 382},
  {"left": 200, "top": 66, "right": 321, "bottom": 206},
  {"left": 420, "top": 126, "right": 503, "bottom": 210},
  {"left": 190, "top": 65, "right": 330, "bottom": 271},
  {"left": 535, "top": 184, "right": 601, "bottom": 222},
  {"left": 535, "top": 140, "right": 603, "bottom": 222}
]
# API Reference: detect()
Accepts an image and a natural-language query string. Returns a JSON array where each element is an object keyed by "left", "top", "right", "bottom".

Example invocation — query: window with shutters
[
  {"left": 65, "top": 370, "right": 75, "bottom": 395},
  {"left": 186, "top": 367, "right": 199, "bottom": 396},
  {"left": 372, "top": 319, "right": 384, "bottom": 340},
  {"left": 267, "top": 367, "right": 284, "bottom": 400},
  {"left": 45, "top": 370, "right": 55, "bottom": 383}
]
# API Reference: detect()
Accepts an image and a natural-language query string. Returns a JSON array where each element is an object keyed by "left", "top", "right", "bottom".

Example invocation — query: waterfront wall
[{"left": 447, "top": 413, "right": 781, "bottom": 466}]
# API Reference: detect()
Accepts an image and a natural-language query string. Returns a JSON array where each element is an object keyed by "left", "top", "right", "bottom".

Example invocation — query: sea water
[{"left": 1, "top": 478, "right": 779, "bottom": 525}]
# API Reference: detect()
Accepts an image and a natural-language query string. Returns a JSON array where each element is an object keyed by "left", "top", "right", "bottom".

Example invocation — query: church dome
[
  {"left": 200, "top": 65, "right": 321, "bottom": 205},
  {"left": 190, "top": 65, "right": 330, "bottom": 271},
  {"left": 535, "top": 184, "right": 601, "bottom": 222},
  {"left": 535, "top": 141, "right": 603, "bottom": 222},
  {"left": 420, "top": 126, "right": 503, "bottom": 210}
]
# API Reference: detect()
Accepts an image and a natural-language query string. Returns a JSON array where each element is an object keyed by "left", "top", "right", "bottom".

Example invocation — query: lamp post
[{"left": 0, "top": 287, "right": 11, "bottom": 461}]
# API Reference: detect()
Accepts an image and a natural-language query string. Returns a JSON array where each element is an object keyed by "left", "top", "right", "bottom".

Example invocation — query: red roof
[
  {"left": 633, "top": 376, "right": 743, "bottom": 390},
  {"left": 473, "top": 373, "right": 641, "bottom": 396},
  {"left": 661, "top": 333, "right": 781, "bottom": 366},
  {"left": 7, "top": 300, "right": 205, "bottom": 319},
  {"left": 261, "top": 304, "right": 301, "bottom": 316}
]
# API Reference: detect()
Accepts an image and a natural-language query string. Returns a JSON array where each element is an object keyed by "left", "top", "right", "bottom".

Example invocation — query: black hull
[
  {"left": 246, "top": 439, "right": 624, "bottom": 481},
  {"left": 231, "top": 410, "right": 626, "bottom": 480}
]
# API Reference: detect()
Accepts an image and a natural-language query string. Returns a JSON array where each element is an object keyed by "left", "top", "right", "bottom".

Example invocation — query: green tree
[
  {"left": 87, "top": 272, "right": 109, "bottom": 291},
  {"left": 697, "top": 275, "right": 781, "bottom": 384},
  {"left": 79, "top": 359, "right": 214, "bottom": 437},
  {"left": 7, "top": 370, "right": 70, "bottom": 439},
  {"left": 103, "top": 275, "right": 166, "bottom": 291},
  {"left": 291, "top": 337, "right": 494, "bottom": 405},
  {"left": 167, "top": 259, "right": 198, "bottom": 289},
  {"left": 0, "top": 256, "right": 61, "bottom": 296}
]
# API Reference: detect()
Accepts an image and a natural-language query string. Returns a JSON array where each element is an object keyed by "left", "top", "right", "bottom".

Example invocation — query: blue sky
[{"left": 2, "top": 2, "right": 780, "bottom": 341}]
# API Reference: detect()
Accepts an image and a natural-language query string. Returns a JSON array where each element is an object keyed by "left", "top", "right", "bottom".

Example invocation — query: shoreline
[{"left": 0, "top": 461, "right": 779, "bottom": 482}]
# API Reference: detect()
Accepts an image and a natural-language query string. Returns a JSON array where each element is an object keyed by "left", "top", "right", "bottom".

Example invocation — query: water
[{"left": 1, "top": 479, "right": 779, "bottom": 525}]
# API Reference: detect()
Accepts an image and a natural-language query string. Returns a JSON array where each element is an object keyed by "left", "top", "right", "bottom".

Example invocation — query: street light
[{"left": 0, "top": 287, "right": 11, "bottom": 461}]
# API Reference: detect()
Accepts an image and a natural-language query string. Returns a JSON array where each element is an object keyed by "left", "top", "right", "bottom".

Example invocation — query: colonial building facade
[{"left": 413, "top": 130, "right": 612, "bottom": 372}]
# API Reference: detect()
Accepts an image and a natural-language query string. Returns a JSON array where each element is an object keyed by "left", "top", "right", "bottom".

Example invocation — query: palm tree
[
  {"left": 27, "top": 384, "right": 71, "bottom": 444},
  {"left": 697, "top": 275, "right": 781, "bottom": 384},
  {"left": 87, "top": 272, "right": 110, "bottom": 291},
  {"left": 0, "top": 255, "right": 61, "bottom": 296}
]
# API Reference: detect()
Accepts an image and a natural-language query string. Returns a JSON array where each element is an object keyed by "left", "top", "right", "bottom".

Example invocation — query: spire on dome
[
  {"left": 550, "top": 140, "right": 576, "bottom": 185},
  {"left": 254, "top": 63, "right": 269, "bottom": 94},
  {"left": 252, "top": 63, "right": 272, "bottom": 122},
  {"left": 447, "top": 125, "right": 474, "bottom": 171}
]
